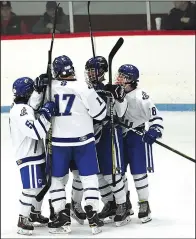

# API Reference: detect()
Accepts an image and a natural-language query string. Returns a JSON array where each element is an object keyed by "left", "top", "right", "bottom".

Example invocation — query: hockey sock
[
  {"left": 49, "top": 176, "right": 67, "bottom": 213},
  {"left": 72, "top": 170, "right": 83, "bottom": 203},
  {"left": 98, "top": 174, "right": 113, "bottom": 204},
  {"left": 122, "top": 174, "right": 129, "bottom": 194},
  {"left": 19, "top": 189, "right": 36, "bottom": 217},
  {"left": 80, "top": 174, "right": 99, "bottom": 212},
  {"left": 133, "top": 173, "right": 149, "bottom": 201},
  {"left": 104, "top": 174, "right": 126, "bottom": 204}
]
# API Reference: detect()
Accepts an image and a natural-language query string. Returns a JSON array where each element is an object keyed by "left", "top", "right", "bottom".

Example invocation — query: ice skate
[
  {"left": 138, "top": 201, "right": 152, "bottom": 223},
  {"left": 85, "top": 205, "right": 104, "bottom": 235},
  {"left": 48, "top": 203, "right": 71, "bottom": 234},
  {"left": 98, "top": 200, "right": 117, "bottom": 224},
  {"left": 70, "top": 199, "right": 86, "bottom": 225},
  {"left": 114, "top": 202, "right": 131, "bottom": 227},
  {"left": 17, "top": 215, "right": 34, "bottom": 235},
  {"left": 30, "top": 206, "right": 49, "bottom": 227}
]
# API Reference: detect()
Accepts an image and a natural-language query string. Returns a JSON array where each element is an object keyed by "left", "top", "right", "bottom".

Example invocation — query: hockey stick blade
[{"left": 108, "top": 37, "right": 124, "bottom": 84}]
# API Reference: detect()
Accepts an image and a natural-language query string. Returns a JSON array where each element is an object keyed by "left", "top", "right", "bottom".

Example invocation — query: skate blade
[
  {"left": 17, "top": 228, "right": 33, "bottom": 235},
  {"left": 70, "top": 210, "right": 85, "bottom": 225},
  {"left": 91, "top": 226, "right": 102, "bottom": 235},
  {"left": 115, "top": 216, "right": 131, "bottom": 227},
  {"left": 49, "top": 225, "right": 71, "bottom": 234},
  {"left": 140, "top": 214, "right": 152, "bottom": 223},
  {"left": 102, "top": 215, "right": 114, "bottom": 224}
]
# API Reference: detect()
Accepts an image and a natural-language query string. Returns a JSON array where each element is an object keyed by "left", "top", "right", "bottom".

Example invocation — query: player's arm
[
  {"left": 146, "top": 101, "right": 164, "bottom": 136},
  {"left": 17, "top": 102, "right": 56, "bottom": 140},
  {"left": 81, "top": 87, "right": 107, "bottom": 121},
  {"left": 28, "top": 91, "right": 43, "bottom": 111},
  {"left": 140, "top": 94, "right": 164, "bottom": 144},
  {"left": 28, "top": 74, "right": 49, "bottom": 111}
]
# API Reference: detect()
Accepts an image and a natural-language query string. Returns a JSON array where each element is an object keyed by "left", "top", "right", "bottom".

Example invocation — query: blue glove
[
  {"left": 143, "top": 126, "right": 162, "bottom": 145},
  {"left": 34, "top": 74, "right": 49, "bottom": 93},
  {"left": 39, "top": 101, "right": 56, "bottom": 121}
]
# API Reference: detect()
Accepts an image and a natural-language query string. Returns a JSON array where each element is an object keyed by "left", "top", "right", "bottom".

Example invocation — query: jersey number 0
[{"left": 54, "top": 94, "right": 75, "bottom": 116}]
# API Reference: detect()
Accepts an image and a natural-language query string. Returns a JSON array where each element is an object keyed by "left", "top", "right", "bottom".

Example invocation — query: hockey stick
[
  {"left": 87, "top": 1, "right": 100, "bottom": 84},
  {"left": 87, "top": 1, "right": 96, "bottom": 58},
  {"left": 36, "top": 3, "right": 60, "bottom": 202},
  {"left": 117, "top": 121, "right": 195, "bottom": 163},
  {"left": 108, "top": 37, "right": 124, "bottom": 186}
]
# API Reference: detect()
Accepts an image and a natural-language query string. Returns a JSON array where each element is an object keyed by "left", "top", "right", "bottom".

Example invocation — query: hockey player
[
  {"left": 9, "top": 77, "right": 56, "bottom": 235},
  {"left": 46, "top": 55, "right": 106, "bottom": 234},
  {"left": 84, "top": 56, "right": 133, "bottom": 226},
  {"left": 48, "top": 57, "right": 133, "bottom": 227},
  {"left": 114, "top": 64, "right": 164, "bottom": 223}
]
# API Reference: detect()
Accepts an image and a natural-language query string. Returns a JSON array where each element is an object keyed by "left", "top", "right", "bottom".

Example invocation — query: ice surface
[{"left": 1, "top": 112, "right": 195, "bottom": 238}]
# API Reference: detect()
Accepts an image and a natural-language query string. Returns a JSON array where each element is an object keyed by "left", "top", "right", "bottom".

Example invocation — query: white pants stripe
[
  {"left": 33, "top": 165, "right": 38, "bottom": 188},
  {"left": 29, "top": 165, "right": 33, "bottom": 189},
  {"left": 145, "top": 143, "right": 154, "bottom": 172}
]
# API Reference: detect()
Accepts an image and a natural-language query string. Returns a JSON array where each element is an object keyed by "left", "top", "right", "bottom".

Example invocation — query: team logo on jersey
[
  {"left": 20, "top": 107, "right": 28, "bottom": 116},
  {"left": 142, "top": 91, "right": 149, "bottom": 100},
  {"left": 79, "top": 136, "right": 87, "bottom": 142}
]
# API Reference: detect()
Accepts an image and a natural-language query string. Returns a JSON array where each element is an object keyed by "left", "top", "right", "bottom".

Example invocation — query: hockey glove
[
  {"left": 34, "top": 74, "right": 49, "bottom": 93},
  {"left": 143, "top": 126, "right": 162, "bottom": 145},
  {"left": 39, "top": 101, "right": 56, "bottom": 122},
  {"left": 104, "top": 84, "right": 126, "bottom": 103}
]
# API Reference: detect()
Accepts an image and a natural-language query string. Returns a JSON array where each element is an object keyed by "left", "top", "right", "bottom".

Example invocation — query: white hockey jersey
[
  {"left": 9, "top": 103, "right": 51, "bottom": 169},
  {"left": 121, "top": 88, "right": 164, "bottom": 134},
  {"left": 47, "top": 79, "right": 107, "bottom": 146}
]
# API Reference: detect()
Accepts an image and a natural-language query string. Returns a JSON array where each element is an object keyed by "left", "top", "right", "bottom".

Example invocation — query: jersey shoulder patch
[
  {"left": 141, "top": 91, "right": 149, "bottom": 100},
  {"left": 20, "top": 107, "right": 28, "bottom": 116}
]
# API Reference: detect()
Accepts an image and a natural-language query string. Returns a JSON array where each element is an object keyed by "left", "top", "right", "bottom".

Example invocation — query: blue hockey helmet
[
  {"left": 85, "top": 56, "right": 108, "bottom": 82},
  {"left": 53, "top": 55, "right": 75, "bottom": 78},
  {"left": 12, "top": 77, "right": 34, "bottom": 99},
  {"left": 117, "top": 64, "right": 139, "bottom": 83}
]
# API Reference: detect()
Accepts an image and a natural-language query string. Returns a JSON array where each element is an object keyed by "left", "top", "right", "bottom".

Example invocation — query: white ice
[{"left": 1, "top": 112, "right": 195, "bottom": 238}]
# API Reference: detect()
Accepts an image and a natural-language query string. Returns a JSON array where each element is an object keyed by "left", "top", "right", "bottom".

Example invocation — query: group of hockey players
[{"left": 9, "top": 51, "right": 164, "bottom": 235}]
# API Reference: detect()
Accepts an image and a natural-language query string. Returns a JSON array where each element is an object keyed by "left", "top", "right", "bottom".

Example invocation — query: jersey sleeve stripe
[
  {"left": 38, "top": 118, "right": 47, "bottom": 134},
  {"left": 93, "top": 105, "right": 106, "bottom": 119},
  {"left": 149, "top": 117, "right": 163, "bottom": 122},
  {"left": 32, "top": 124, "right": 41, "bottom": 140}
]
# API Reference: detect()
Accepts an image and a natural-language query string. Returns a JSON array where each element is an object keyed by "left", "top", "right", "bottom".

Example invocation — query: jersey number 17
[{"left": 54, "top": 94, "right": 75, "bottom": 116}]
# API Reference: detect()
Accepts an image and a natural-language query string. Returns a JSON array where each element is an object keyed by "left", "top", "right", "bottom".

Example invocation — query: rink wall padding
[
  {"left": 1, "top": 104, "right": 195, "bottom": 113},
  {"left": 1, "top": 31, "right": 195, "bottom": 113}
]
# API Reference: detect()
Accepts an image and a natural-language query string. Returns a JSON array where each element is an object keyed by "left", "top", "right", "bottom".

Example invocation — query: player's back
[
  {"left": 9, "top": 103, "right": 45, "bottom": 163},
  {"left": 51, "top": 79, "right": 106, "bottom": 146}
]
